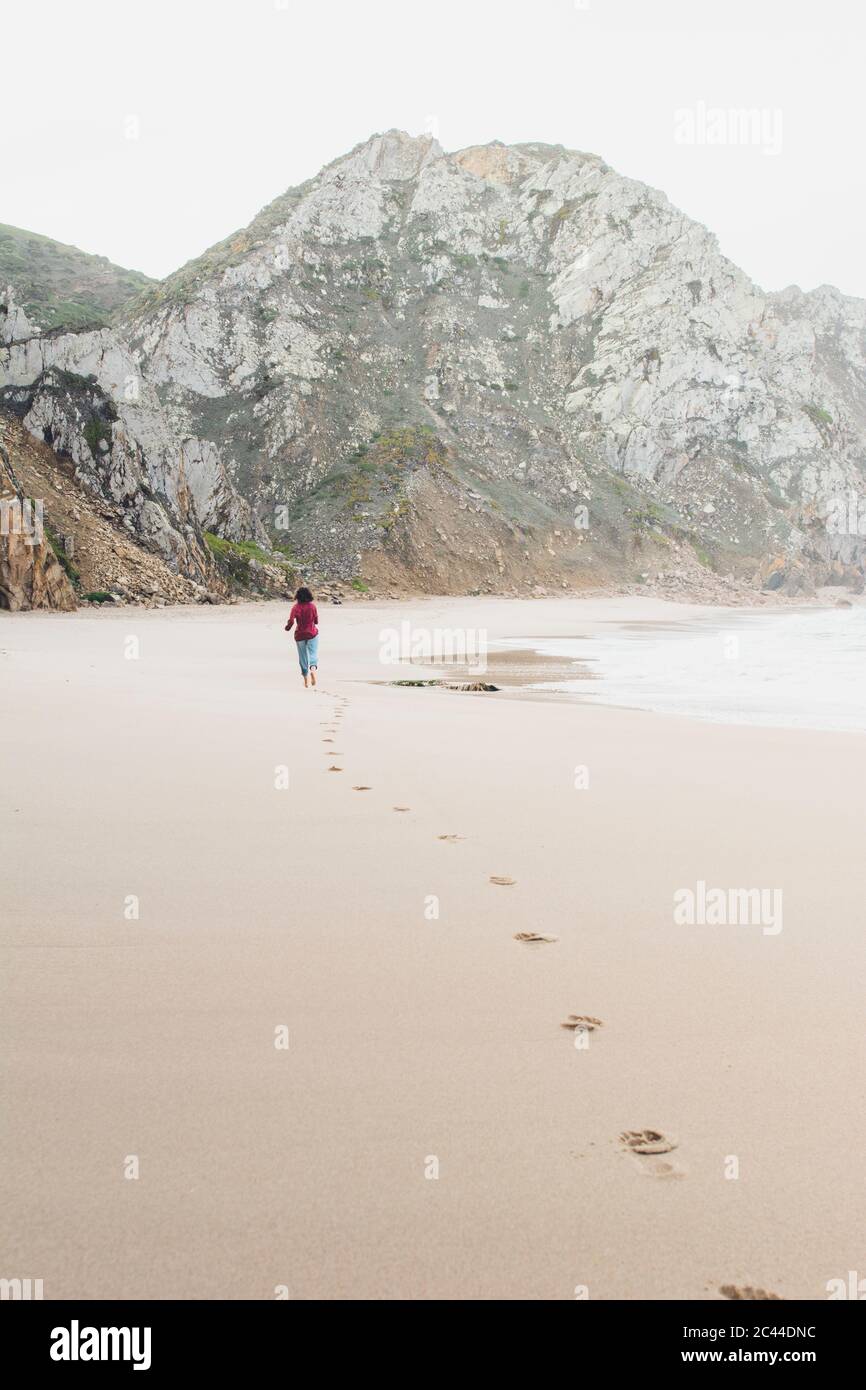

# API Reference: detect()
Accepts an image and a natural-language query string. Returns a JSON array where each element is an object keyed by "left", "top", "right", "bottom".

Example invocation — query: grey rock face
[{"left": 0, "top": 286, "right": 262, "bottom": 583}]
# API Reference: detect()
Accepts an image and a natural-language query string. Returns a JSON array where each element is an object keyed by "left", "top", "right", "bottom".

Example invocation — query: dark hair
[{"left": 295, "top": 586, "right": 314, "bottom": 604}]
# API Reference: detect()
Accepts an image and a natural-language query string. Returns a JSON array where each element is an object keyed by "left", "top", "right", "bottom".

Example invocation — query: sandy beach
[{"left": 2, "top": 595, "right": 864, "bottom": 1301}]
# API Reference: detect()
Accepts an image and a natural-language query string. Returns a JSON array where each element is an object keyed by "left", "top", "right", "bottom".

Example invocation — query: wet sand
[{"left": 1, "top": 595, "right": 864, "bottom": 1299}]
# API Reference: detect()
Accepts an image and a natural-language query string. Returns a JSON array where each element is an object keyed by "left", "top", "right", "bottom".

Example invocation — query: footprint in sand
[
  {"left": 620, "top": 1129, "right": 676, "bottom": 1155},
  {"left": 561, "top": 1014, "right": 603, "bottom": 1032},
  {"left": 720, "top": 1285, "right": 783, "bottom": 1301},
  {"left": 437, "top": 834, "right": 464, "bottom": 843},
  {"left": 619, "top": 1130, "right": 685, "bottom": 1179},
  {"left": 490, "top": 875, "right": 516, "bottom": 886},
  {"left": 514, "top": 931, "right": 558, "bottom": 944},
  {"left": 642, "top": 1159, "right": 684, "bottom": 1179}
]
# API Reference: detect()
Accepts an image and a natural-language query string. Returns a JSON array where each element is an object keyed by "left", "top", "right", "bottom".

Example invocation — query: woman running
[{"left": 285, "top": 586, "right": 319, "bottom": 688}]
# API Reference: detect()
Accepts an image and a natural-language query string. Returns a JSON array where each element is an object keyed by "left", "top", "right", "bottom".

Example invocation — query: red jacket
[{"left": 286, "top": 601, "right": 318, "bottom": 641}]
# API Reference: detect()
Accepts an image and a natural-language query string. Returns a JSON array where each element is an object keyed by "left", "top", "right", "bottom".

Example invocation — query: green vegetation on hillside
[
  {"left": 203, "top": 531, "right": 272, "bottom": 565},
  {"left": 0, "top": 223, "right": 153, "bottom": 331},
  {"left": 45, "top": 523, "right": 80, "bottom": 588},
  {"left": 203, "top": 530, "right": 296, "bottom": 593},
  {"left": 803, "top": 403, "right": 833, "bottom": 432}
]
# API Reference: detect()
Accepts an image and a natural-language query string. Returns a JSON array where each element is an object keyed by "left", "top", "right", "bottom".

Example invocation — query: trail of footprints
[
  {"left": 319, "top": 688, "right": 771, "bottom": 1296},
  {"left": 319, "top": 691, "right": 349, "bottom": 771}
]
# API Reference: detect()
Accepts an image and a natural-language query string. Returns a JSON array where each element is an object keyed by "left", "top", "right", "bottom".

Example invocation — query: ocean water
[{"left": 505, "top": 608, "right": 866, "bottom": 733}]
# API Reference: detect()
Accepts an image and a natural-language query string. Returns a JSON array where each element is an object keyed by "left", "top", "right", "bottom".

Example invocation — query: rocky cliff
[
  {"left": 0, "top": 410, "right": 299, "bottom": 610},
  {"left": 3, "top": 130, "right": 866, "bottom": 605},
  {"left": 0, "top": 428, "right": 76, "bottom": 610}
]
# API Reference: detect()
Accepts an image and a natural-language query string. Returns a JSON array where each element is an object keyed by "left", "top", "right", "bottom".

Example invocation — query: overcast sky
[{"left": 4, "top": 0, "right": 863, "bottom": 296}]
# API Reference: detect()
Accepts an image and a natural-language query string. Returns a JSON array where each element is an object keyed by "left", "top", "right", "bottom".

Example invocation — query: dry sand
[{"left": 1, "top": 595, "right": 864, "bottom": 1300}]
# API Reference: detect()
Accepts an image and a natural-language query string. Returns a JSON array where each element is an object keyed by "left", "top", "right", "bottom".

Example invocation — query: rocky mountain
[
  {"left": 0, "top": 223, "right": 153, "bottom": 331},
  {"left": 3, "top": 129, "right": 866, "bottom": 608}
]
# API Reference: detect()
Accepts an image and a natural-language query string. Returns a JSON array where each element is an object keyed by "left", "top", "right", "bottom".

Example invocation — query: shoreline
[
  {"left": 374, "top": 597, "right": 866, "bottom": 735},
  {"left": 2, "top": 596, "right": 864, "bottom": 1299},
  {"left": 9, "top": 570, "right": 864, "bottom": 617}
]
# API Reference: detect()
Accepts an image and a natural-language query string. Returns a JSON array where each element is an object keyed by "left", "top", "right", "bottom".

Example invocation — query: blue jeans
[{"left": 296, "top": 635, "right": 319, "bottom": 676}]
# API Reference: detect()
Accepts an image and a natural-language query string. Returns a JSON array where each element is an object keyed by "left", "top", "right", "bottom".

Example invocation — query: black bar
[{"left": 4, "top": 1297, "right": 860, "bottom": 1374}]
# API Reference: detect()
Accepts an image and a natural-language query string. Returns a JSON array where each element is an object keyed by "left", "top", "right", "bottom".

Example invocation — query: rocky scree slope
[
  {"left": 0, "top": 426, "right": 75, "bottom": 610},
  {"left": 0, "top": 413, "right": 229, "bottom": 607}
]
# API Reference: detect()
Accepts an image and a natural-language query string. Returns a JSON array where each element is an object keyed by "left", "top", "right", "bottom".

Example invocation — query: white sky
[{"left": 3, "top": 0, "right": 863, "bottom": 296}]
